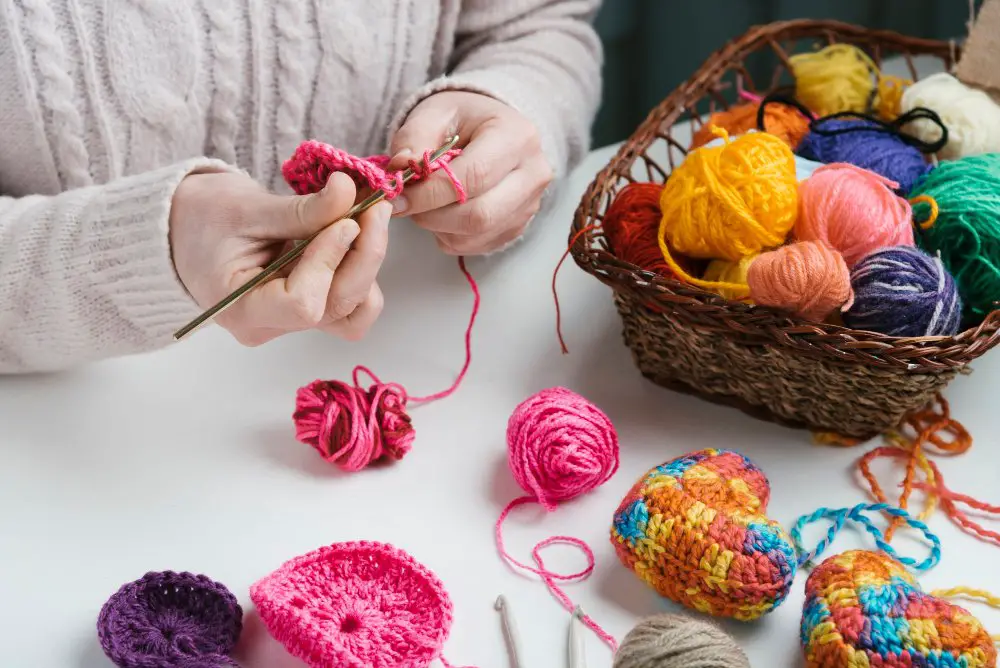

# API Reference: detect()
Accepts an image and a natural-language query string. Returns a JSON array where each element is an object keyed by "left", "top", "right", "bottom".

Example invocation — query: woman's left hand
[{"left": 388, "top": 91, "right": 553, "bottom": 255}]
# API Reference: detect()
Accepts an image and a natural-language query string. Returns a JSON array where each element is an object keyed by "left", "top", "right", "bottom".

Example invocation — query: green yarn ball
[{"left": 911, "top": 153, "right": 1000, "bottom": 322}]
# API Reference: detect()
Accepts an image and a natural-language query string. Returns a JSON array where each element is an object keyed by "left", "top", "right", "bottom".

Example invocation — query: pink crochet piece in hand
[
  {"left": 282, "top": 140, "right": 465, "bottom": 200},
  {"left": 250, "top": 541, "right": 475, "bottom": 668}
]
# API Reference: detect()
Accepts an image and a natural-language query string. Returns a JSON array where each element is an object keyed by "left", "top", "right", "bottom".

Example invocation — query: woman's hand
[
  {"left": 169, "top": 170, "right": 389, "bottom": 346},
  {"left": 389, "top": 91, "right": 553, "bottom": 255}
]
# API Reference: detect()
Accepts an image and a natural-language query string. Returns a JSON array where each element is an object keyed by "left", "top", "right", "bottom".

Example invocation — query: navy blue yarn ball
[
  {"left": 797, "top": 119, "right": 933, "bottom": 195},
  {"left": 842, "top": 246, "right": 962, "bottom": 337}
]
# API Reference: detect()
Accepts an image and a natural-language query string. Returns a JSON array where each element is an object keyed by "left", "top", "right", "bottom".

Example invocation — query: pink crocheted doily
[{"left": 250, "top": 541, "right": 456, "bottom": 668}]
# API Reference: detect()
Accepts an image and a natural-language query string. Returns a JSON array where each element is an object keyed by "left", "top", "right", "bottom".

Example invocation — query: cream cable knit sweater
[{"left": 0, "top": 0, "right": 603, "bottom": 373}]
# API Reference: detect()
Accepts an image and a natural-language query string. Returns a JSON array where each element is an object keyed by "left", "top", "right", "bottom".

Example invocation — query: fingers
[
  {"left": 395, "top": 120, "right": 525, "bottom": 217},
  {"left": 227, "top": 218, "right": 360, "bottom": 333},
  {"left": 323, "top": 202, "right": 391, "bottom": 322},
  {"left": 411, "top": 157, "right": 548, "bottom": 255},
  {"left": 321, "top": 282, "right": 385, "bottom": 341},
  {"left": 250, "top": 172, "right": 357, "bottom": 239},
  {"left": 389, "top": 96, "right": 460, "bottom": 167}
]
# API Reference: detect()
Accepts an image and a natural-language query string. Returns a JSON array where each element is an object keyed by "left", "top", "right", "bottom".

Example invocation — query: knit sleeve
[
  {"left": 0, "top": 158, "right": 235, "bottom": 374},
  {"left": 388, "top": 0, "right": 604, "bottom": 182}
]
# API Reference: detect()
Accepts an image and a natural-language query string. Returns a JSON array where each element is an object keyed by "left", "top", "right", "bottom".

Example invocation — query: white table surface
[{"left": 3, "top": 132, "right": 999, "bottom": 668}]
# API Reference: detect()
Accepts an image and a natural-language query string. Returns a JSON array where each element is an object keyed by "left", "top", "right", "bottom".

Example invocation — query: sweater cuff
[{"left": 82, "top": 158, "right": 239, "bottom": 347}]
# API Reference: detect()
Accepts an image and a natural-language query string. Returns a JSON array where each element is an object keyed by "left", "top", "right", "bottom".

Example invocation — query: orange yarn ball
[
  {"left": 690, "top": 101, "right": 811, "bottom": 151},
  {"left": 603, "top": 182, "right": 701, "bottom": 278},
  {"left": 747, "top": 241, "right": 855, "bottom": 322},
  {"left": 795, "top": 163, "right": 915, "bottom": 268}
]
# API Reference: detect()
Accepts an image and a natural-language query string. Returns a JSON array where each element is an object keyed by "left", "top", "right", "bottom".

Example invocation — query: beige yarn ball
[{"left": 613, "top": 614, "right": 751, "bottom": 668}]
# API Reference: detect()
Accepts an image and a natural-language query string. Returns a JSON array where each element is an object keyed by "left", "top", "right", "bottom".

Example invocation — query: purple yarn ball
[
  {"left": 842, "top": 246, "right": 962, "bottom": 337},
  {"left": 97, "top": 571, "right": 243, "bottom": 668},
  {"left": 797, "top": 119, "right": 932, "bottom": 195}
]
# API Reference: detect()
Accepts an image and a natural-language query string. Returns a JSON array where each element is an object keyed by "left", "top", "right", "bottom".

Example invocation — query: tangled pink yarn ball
[
  {"left": 506, "top": 387, "right": 620, "bottom": 511},
  {"left": 747, "top": 240, "right": 855, "bottom": 322},
  {"left": 795, "top": 163, "right": 915, "bottom": 267},
  {"left": 293, "top": 379, "right": 414, "bottom": 472}
]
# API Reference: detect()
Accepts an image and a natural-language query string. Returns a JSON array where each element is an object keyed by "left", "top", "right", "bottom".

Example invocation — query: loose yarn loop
[
  {"left": 97, "top": 571, "right": 243, "bottom": 668},
  {"left": 843, "top": 246, "right": 963, "bottom": 337},
  {"left": 909, "top": 153, "right": 1000, "bottom": 321},
  {"left": 613, "top": 614, "right": 751, "bottom": 668},
  {"left": 747, "top": 240, "right": 854, "bottom": 322},
  {"left": 496, "top": 387, "right": 620, "bottom": 651},
  {"left": 858, "top": 394, "right": 1000, "bottom": 548},
  {"left": 249, "top": 541, "right": 477, "bottom": 668},
  {"left": 691, "top": 99, "right": 812, "bottom": 151},
  {"left": 284, "top": 141, "right": 477, "bottom": 471},
  {"left": 789, "top": 43, "right": 879, "bottom": 117},
  {"left": 657, "top": 128, "right": 798, "bottom": 294},
  {"left": 792, "top": 502, "right": 942, "bottom": 571},
  {"left": 796, "top": 163, "right": 915, "bottom": 268},
  {"left": 901, "top": 72, "right": 1000, "bottom": 160}
]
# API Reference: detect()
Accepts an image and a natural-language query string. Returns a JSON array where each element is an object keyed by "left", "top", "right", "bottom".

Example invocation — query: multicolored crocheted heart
[
  {"left": 610, "top": 448, "right": 796, "bottom": 620},
  {"left": 250, "top": 541, "right": 456, "bottom": 668},
  {"left": 802, "top": 550, "right": 996, "bottom": 668}
]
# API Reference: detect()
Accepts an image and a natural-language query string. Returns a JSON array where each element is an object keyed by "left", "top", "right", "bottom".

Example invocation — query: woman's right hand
[{"left": 169, "top": 170, "right": 389, "bottom": 346}]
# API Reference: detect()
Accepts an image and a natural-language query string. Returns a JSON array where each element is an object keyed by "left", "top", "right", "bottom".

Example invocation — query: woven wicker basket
[{"left": 570, "top": 19, "right": 1000, "bottom": 440}]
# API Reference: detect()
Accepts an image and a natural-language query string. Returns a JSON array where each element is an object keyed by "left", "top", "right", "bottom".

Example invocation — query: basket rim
[{"left": 570, "top": 18, "right": 1000, "bottom": 372}]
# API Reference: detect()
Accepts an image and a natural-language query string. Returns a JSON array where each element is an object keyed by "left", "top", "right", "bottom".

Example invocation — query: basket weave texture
[{"left": 570, "top": 20, "right": 1000, "bottom": 439}]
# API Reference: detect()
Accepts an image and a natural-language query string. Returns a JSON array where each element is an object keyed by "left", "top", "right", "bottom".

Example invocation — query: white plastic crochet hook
[
  {"left": 568, "top": 606, "right": 586, "bottom": 668},
  {"left": 495, "top": 595, "right": 524, "bottom": 668}
]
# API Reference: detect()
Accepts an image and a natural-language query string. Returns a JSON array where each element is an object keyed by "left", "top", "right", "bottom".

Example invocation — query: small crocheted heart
[
  {"left": 97, "top": 571, "right": 243, "bottom": 668},
  {"left": 250, "top": 541, "right": 456, "bottom": 668},
  {"left": 610, "top": 448, "right": 796, "bottom": 620},
  {"left": 802, "top": 550, "right": 996, "bottom": 668}
]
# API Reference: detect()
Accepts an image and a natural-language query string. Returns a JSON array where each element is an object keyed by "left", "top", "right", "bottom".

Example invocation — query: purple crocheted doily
[{"left": 97, "top": 571, "right": 243, "bottom": 668}]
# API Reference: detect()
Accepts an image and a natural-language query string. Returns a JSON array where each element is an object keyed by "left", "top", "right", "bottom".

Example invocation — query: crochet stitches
[
  {"left": 611, "top": 448, "right": 797, "bottom": 620},
  {"left": 249, "top": 541, "right": 467, "bottom": 668},
  {"left": 801, "top": 550, "right": 997, "bottom": 668},
  {"left": 282, "top": 139, "right": 465, "bottom": 201},
  {"left": 97, "top": 571, "right": 243, "bottom": 668}
]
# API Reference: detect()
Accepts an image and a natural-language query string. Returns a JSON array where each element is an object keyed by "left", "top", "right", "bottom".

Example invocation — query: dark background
[{"left": 591, "top": 0, "right": 984, "bottom": 146}]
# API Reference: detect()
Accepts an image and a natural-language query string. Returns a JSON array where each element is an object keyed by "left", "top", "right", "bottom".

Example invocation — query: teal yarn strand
[
  {"left": 791, "top": 502, "right": 942, "bottom": 572},
  {"left": 910, "top": 153, "right": 1000, "bottom": 322}
]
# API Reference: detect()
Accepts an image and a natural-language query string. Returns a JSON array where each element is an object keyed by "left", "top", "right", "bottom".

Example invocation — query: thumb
[
  {"left": 389, "top": 96, "right": 458, "bottom": 169},
  {"left": 254, "top": 171, "right": 358, "bottom": 239}
]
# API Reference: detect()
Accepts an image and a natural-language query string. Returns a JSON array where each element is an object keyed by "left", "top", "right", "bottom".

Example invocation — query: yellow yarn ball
[
  {"left": 790, "top": 44, "right": 878, "bottom": 117},
  {"left": 702, "top": 254, "right": 759, "bottom": 301},
  {"left": 657, "top": 129, "right": 798, "bottom": 295},
  {"left": 876, "top": 74, "right": 911, "bottom": 120}
]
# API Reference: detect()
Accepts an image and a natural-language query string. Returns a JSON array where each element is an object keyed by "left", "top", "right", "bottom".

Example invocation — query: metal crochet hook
[
  {"left": 568, "top": 606, "right": 586, "bottom": 668},
  {"left": 495, "top": 595, "right": 524, "bottom": 668},
  {"left": 172, "top": 134, "right": 461, "bottom": 341}
]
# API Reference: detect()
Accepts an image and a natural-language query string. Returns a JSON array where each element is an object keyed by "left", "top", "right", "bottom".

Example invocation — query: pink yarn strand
[
  {"left": 495, "top": 496, "right": 619, "bottom": 652},
  {"left": 288, "top": 141, "right": 477, "bottom": 472}
]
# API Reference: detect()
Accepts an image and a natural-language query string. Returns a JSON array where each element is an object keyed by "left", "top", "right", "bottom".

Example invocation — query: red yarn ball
[
  {"left": 603, "top": 182, "right": 702, "bottom": 278},
  {"left": 293, "top": 379, "right": 414, "bottom": 472}
]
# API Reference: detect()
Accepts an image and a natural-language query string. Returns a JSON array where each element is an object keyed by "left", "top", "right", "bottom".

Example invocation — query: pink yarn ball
[
  {"left": 293, "top": 379, "right": 414, "bottom": 472},
  {"left": 506, "top": 387, "right": 620, "bottom": 511},
  {"left": 795, "top": 163, "right": 915, "bottom": 267},
  {"left": 747, "top": 240, "right": 855, "bottom": 321}
]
